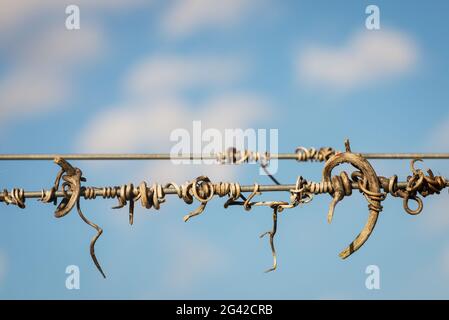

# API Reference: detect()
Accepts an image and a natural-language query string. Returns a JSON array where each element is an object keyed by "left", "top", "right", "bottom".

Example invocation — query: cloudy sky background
[{"left": 1, "top": 0, "right": 449, "bottom": 299}]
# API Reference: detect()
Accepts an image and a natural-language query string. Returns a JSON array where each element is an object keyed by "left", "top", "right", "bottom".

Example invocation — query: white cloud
[
  {"left": 125, "top": 55, "right": 247, "bottom": 98},
  {"left": 0, "top": 0, "right": 147, "bottom": 38},
  {"left": 79, "top": 52, "right": 267, "bottom": 152},
  {"left": 160, "top": 0, "right": 262, "bottom": 38},
  {"left": 78, "top": 94, "right": 270, "bottom": 152},
  {"left": 296, "top": 30, "right": 418, "bottom": 91},
  {"left": 0, "top": 0, "right": 55, "bottom": 36},
  {"left": 20, "top": 26, "right": 103, "bottom": 66},
  {"left": 77, "top": 51, "right": 271, "bottom": 183},
  {"left": 0, "top": 25, "right": 104, "bottom": 122},
  {"left": 77, "top": 94, "right": 270, "bottom": 183},
  {"left": 0, "top": 70, "right": 67, "bottom": 119},
  {"left": 0, "top": 0, "right": 152, "bottom": 124}
]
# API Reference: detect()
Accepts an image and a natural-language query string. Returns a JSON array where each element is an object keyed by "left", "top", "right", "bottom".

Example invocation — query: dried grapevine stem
[{"left": 1, "top": 140, "right": 448, "bottom": 277}]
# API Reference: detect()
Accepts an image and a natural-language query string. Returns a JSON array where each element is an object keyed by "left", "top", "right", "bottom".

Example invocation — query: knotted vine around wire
[{"left": 1, "top": 140, "right": 448, "bottom": 277}]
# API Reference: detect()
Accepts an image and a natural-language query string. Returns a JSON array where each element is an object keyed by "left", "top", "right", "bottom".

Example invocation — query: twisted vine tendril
[
  {"left": 260, "top": 205, "right": 279, "bottom": 273},
  {"left": 295, "top": 147, "right": 336, "bottom": 162},
  {"left": 216, "top": 147, "right": 271, "bottom": 165},
  {"left": 1, "top": 140, "right": 449, "bottom": 277},
  {"left": 2, "top": 188, "right": 25, "bottom": 208}
]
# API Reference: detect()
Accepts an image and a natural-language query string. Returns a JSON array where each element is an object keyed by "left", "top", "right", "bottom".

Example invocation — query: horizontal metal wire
[
  {"left": 2, "top": 181, "right": 445, "bottom": 200},
  {"left": 1, "top": 152, "right": 449, "bottom": 161}
]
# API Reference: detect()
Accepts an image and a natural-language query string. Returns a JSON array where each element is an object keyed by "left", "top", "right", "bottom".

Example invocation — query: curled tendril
[
  {"left": 323, "top": 140, "right": 384, "bottom": 259},
  {"left": 51, "top": 157, "right": 106, "bottom": 278},
  {"left": 2, "top": 141, "right": 449, "bottom": 278},
  {"left": 76, "top": 197, "right": 106, "bottom": 278},
  {"left": 216, "top": 147, "right": 270, "bottom": 165},
  {"left": 183, "top": 176, "right": 214, "bottom": 222},
  {"left": 243, "top": 184, "right": 261, "bottom": 211},
  {"left": 295, "top": 146, "right": 336, "bottom": 162},
  {"left": 376, "top": 159, "right": 447, "bottom": 216},
  {"left": 260, "top": 205, "right": 279, "bottom": 273},
  {"left": 2, "top": 188, "right": 26, "bottom": 208}
]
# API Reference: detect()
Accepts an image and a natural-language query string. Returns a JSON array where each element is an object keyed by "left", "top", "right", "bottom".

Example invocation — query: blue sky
[{"left": 1, "top": 0, "right": 449, "bottom": 299}]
